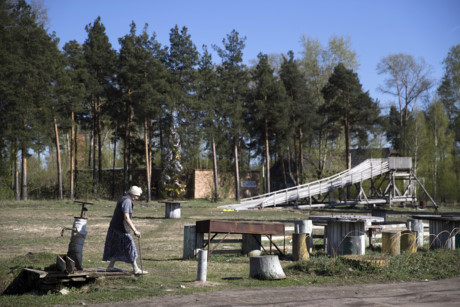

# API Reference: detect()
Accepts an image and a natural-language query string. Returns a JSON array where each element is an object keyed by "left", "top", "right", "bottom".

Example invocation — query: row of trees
[{"left": 1, "top": 1, "right": 459, "bottom": 203}]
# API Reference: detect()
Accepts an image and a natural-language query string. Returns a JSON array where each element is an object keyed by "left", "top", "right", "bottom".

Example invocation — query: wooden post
[
  {"left": 292, "top": 233, "right": 309, "bottom": 261},
  {"left": 196, "top": 249, "right": 207, "bottom": 282},
  {"left": 183, "top": 225, "right": 204, "bottom": 259},
  {"left": 294, "top": 220, "right": 313, "bottom": 253},
  {"left": 249, "top": 255, "right": 286, "bottom": 280},
  {"left": 400, "top": 230, "right": 417, "bottom": 253},
  {"left": 382, "top": 231, "right": 401, "bottom": 255},
  {"left": 242, "top": 234, "right": 261, "bottom": 255}
]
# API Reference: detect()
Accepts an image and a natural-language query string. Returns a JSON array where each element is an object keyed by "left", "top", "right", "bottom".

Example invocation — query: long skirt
[{"left": 102, "top": 227, "right": 138, "bottom": 264}]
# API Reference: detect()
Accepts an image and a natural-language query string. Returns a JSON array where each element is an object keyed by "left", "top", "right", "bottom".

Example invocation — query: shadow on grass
[
  {"left": 143, "top": 257, "right": 184, "bottom": 262},
  {"left": 221, "top": 277, "right": 243, "bottom": 280}
]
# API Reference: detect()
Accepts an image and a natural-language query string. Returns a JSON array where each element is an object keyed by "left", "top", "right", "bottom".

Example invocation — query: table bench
[{"left": 195, "top": 220, "right": 285, "bottom": 259}]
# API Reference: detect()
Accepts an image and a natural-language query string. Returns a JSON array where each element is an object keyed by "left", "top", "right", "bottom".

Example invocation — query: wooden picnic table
[{"left": 195, "top": 220, "right": 285, "bottom": 258}]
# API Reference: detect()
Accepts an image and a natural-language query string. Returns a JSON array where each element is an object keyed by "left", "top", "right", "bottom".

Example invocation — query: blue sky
[{"left": 44, "top": 0, "right": 459, "bottom": 111}]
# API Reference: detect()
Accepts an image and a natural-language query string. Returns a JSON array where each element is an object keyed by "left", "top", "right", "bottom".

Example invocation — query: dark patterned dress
[{"left": 102, "top": 195, "right": 138, "bottom": 264}]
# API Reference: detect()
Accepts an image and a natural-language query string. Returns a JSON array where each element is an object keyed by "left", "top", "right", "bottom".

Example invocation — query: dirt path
[{"left": 97, "top": 277, "right": 460, "bottom": 306}]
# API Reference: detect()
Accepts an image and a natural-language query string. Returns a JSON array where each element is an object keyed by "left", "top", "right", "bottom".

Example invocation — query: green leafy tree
[
  {"left": 299, "top": 35, "right": 359, "bottom": 178},
  {"left": 437, "top": 44, "right": 460, "bottom": 201},
  {"left": 377, "top": 53, "right": 433, "bottom": 155},
  {"left": 385, "top": 105, "right": 402, "bottom": 151},
  {"left": 213, "top": 30, "right": 250, "bottom": 201},
  {"left": 426, "top": 100, "right": 456, "bottom": 203},
  {"left": 321, "top": 63, "right": 380, "bottom": 172}
]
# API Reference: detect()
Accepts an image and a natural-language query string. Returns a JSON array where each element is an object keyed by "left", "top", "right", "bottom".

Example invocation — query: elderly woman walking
[{"left": 103, "top": 185, "right": 148, "bottom": 274}]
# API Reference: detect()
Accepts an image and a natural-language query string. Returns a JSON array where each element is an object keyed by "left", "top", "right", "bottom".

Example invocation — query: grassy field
[{"left": 0, "top": 199, "right": 459, "bottom": 306}]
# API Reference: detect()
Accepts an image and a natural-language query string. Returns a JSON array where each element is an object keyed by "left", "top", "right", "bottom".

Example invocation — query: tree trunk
[
  {"left": 92, "top": 100, "right": 97, "bottom": 194},
  {"left": 265, "top": 119, "right": 271, "bottom": 194},
  {"left": 74, "top": 125, "right": 79, "bottom": 199},
  {"left": 345, "top": 117, "right": 351, "bottom": 199},
  {"left": 433, "top": 120, "right": 438, "bottom": 201},
  {"left": 21, "top": 144, "right": 27, "bottom": 201},
  {"left": 123, "top": 134, "right": 128, "bottom": 194},
  {"left": 111, "top": 123, "right": 118, "bottom": 199},
  {"left": 299, "top": 128, "right": 304, "bottom": 184},
  {"left": 97, "top": 100, "right": 102, "bottom": 185},
  {"left": 159, "top": 119, "right": 164, "bottom": 170},
  {"left": 88, "top": 130, "right": 92, "bottom": 168},
  {"left": 13, "top": 138, "right": 19, "bottom": 201},
  {"left": 293, "top": 132, "right": 299, "bottom": 185},
  {"left": 70, "top": 111, "right": 75, "bottom": 200},
  {"left": 280, "top": 155, "right": 287, "bottom": 189},
  {"left": 212, "top": 135, "right": 219, "bottom": 201},
  {"left": 53, "top": 110, "right": 63, "bottom": 200},
  {"left": 123, "top": 110, "right": 129, "bottom": 193},
  {"left": 144, "top": 118, "right": 151, "bottom": 202},
  {"left": 233, "top": 138, "right": 240, "bottom": 201},
  {"left": 345, "top": 118, "right": 351, "bottom": 170},
  {"left": 128, "top": 104, "right": 134, "bottom": 185}
]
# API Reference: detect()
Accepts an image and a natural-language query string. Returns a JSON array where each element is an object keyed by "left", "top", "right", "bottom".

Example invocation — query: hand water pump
[{"left": 61, "top": 201, "right": 93, "bottom": 271}]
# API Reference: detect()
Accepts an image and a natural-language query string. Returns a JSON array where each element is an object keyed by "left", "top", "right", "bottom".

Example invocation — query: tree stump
[
  {"left": 292, "top": 233, "right": 309, "bottom": 261},
  {"left": 382, "top": 231, "right": 401, "bottom": 255},
  {"left": 400, "top": 230, "right": 417, "bottom": 253},
  {"left": 249, "top": 255, "right": 286, "bottom": 280}
]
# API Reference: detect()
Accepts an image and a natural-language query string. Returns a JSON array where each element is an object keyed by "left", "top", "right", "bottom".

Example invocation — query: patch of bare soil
[{"left": 94, "top": 277, "right": 460, "bottom": 306}]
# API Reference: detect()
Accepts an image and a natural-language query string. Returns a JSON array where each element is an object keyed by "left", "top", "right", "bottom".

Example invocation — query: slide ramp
[{"left": 220, "top": 158, "right": 390, "bottom": 211}]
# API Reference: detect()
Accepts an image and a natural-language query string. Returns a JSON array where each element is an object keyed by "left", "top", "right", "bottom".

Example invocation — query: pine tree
[
  {"left": 248, "top": 53, "right": 289, "bottom": 192},
  {"left": 213, "top": 30, "right": 250, "bottom": 201},
  {"left": 0, "top": 0, "right": 63, "bottom": 200},
  {"left": 118, "top": 22, "right": 167, "bottom": 200},
  {"left": 63, "top": 40, "right": 89, "bottom": 200},
  {"left": 198, "top": 45, "right": 221, "bottom": 201},
  {"left": 83, "top": 16, "right": 117, "bottom": 194},
  {"left": 165, "top": 25, "right": 199, "bottom": 166},
  {"left": 321, "top": 63, "right": 380, "bottom": 171},
  {"left": 279, "top": 51, "right": 313, "bottom": 184}
]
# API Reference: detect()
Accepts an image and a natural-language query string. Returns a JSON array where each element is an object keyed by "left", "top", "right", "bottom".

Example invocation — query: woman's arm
[{"left": 124, "top": 212, "right": 141, "bottom": 237}]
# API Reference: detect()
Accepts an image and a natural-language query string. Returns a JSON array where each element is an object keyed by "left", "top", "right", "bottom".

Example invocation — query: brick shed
[{"left": 190, "top": 169, "right": 260, "bottom": 199}]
